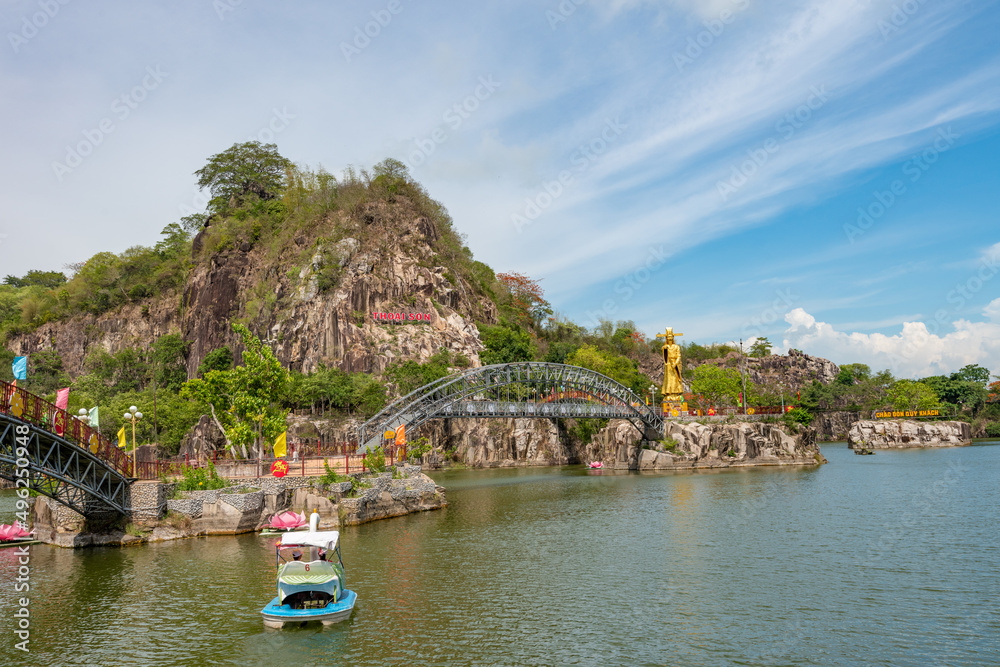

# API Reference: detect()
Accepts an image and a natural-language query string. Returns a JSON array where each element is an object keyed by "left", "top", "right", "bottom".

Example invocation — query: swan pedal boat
[{"left": 261, "top": 522, "right": 357, "bottom": 628}]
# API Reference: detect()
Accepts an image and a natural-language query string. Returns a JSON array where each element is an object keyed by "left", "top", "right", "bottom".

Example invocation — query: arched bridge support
[
  {"left": 358, "top": 362, "right": 665, "bottom": 453},
  {"left": 0, "top": 412, "right": 131, "bottom": 516}
]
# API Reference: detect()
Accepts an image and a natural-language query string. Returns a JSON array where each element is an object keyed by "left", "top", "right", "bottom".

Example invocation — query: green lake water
[{"left": 0, "top": 442, "right": 998, "bottom": 666}]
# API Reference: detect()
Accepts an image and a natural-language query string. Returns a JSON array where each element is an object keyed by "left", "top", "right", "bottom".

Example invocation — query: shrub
[
  {"left": 163, "top": 511, "right": 192, "bottom": 530},
  {"left": 783, "top": 407, "right": 813, "bottom": 427},
  {"left": 320, "top": 458, "right": 348, "bottom": 485},
  {"left": 173, "top": 460, "right": 229, "bottom": 491},
  {"left": 363, "top": 447, "right": 386, "bottom": 473},
  {"left": 405, "top": 436, "right": 432, "bottom": 461},
  {"left": 985, "top": 422, "right": 1000, "bottom": 438},
  {"left": 660, "top": 437, "right": 679, "bottom": 452}
]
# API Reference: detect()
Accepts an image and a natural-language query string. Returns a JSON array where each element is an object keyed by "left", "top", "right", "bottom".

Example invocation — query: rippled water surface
[{"left": 1, "top": 442, "right": 998, "bottom": 666}]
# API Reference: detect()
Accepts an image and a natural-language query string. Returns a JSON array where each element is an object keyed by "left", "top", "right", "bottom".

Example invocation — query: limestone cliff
[
  {"left": 847, "top": 420, "right": 971, "bottom": 449},
  {"left": 8, "top": 197, "right": 497, "bottom": 378},
  {"left": 813, "top": 410, "right": 863, "bottom": 441},
  {"left": 589, "top": 420, "right": 823, "bottom": 470}
]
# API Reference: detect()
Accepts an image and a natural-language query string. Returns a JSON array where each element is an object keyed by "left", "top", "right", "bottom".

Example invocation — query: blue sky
[{"left": 1, "top": 0, "right": 998, "bottom": 378}]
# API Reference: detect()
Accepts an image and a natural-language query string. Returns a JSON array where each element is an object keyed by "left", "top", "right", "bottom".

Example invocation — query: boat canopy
[{"left": 280, "top": 530, "right": 339, "bottom": 550}]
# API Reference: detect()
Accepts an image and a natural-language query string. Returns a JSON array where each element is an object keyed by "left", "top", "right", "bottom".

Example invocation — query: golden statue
[{"left": 656, "top": 327, "right": 684, "bottom": 403}]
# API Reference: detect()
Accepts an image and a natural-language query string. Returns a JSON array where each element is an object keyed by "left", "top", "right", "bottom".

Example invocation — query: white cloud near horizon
[{"left": 780, "top": 299, "right": 1000, "bottom": 378}]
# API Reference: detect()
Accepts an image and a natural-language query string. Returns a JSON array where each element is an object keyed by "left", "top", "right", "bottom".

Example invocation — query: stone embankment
[
  {"left": 812, "top": 411, "right": 863, "bottom": 441},
  {"left": 413, "top": 417, "right": 823, "bottom": 470},
  {"left": 847, "top": 420, "right": 972, "bottom": 449},
  {"left": 584, "top": 420, "right": 824, "bottom": 471},
  {"left": 31, "top": 465, "right": 445, "bottom": 548}
]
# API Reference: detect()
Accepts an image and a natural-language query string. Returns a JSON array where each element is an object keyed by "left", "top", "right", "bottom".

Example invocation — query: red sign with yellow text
[{"left": 271, "top": 459, "right": 289, "bottom": 478}]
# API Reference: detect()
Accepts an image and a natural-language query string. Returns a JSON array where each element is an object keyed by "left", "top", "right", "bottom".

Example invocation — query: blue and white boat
[{"left": 260, "top": 513, "right": 357, "bottom": 628}]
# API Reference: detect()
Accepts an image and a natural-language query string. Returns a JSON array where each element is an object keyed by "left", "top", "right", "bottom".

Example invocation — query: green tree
[
  {"left": 384, "top": 348, "right": 451, "bottom": 396},
  {"left": 198, "top": 347, "right": 233, "bottom": 376},
  {"left": 194, "top": 141, "right": 291, "bottom": 214},
  {"left": 182, "top": 323, "right": 290, "bottom": 458},
  {"left": 953, "top": 364, "right": 991, "bottom": 387},
  {"left": 543, "top": 341, "right": 579, "bottom": 364},
  {"left": 885, "top": 380, "right": 940, "bottom": 411},
  {"left": 0, "top": 346, "right": 14, "bottom": 382},
  {"left": 836, "top": 363, "right": 871, "bottom": 385},
  {"left": 152, "top": 334, "right": 189, "bottom": 393},
  {"left": 83, "top": 348, "right": 150, "bottom": 396},
  {"left": 350, "top": 373, "right": 387, "bottom": 417},
  {"left": 748, "top": 337, "right": 773, "bottom": 358},
  {"left": 690, "top": 365, "right": 743, "bottom": 408},
  {"left": 3, "top": 270, "right": 67, "bottom": 289},
  {"left": 154, "top": 223, "right": 190, "bottom": 259},
  {"left": 921, "top": 373, "right": 988, "bottom": 416},
  {"left": 371, "top": 157, "right": 410, "bottom": 181},
  {"left": 480, "top": 324, "right": 536, "bottom": 365},
  {"left": 24, "top": 349, "right": 71, "bottom": 396},
  {"left": 565, "top": 344, "right": 648, "bottom": 394}
]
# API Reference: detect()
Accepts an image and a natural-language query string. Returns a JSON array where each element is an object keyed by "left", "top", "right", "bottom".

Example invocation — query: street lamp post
[
  {"left": 123, "top": 405, "right": 143, "bottom": 478},
  {"left": 648, "top": 383, "right": 656, "bottom": 409},
  {"left": 76, "top": 409, "right": 90, "bottom": 441}
]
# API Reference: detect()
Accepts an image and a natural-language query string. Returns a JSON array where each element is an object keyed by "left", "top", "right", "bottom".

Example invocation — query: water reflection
[{"left": 0, "top": 442, "right": 997, "bottom": 666}]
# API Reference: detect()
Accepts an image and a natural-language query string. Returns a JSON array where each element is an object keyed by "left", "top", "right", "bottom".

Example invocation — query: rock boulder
[{"left": 847, "top": 420, "right": 971, "bottom": 448}]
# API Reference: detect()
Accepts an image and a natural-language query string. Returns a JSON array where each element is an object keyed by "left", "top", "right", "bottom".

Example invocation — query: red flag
[{"left": 55, "top": 387, "right": 70, "bottom": 411}]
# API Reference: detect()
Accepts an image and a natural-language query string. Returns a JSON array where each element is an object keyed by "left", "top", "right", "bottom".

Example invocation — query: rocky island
[{"left": 847, "top": 420, "right": 972, "bottom": 449}]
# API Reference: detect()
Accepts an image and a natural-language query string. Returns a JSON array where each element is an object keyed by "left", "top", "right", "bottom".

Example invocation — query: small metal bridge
[
  {"left": 1, "top": 381, "right": 133, "bottom": 516},
  {"left": 357, "top": 362, "right": 665, "bottom": 453}
]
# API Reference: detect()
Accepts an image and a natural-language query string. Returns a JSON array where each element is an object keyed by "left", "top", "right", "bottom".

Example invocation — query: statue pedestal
[{"left": 662, "top": 401, "right": 685, "bottom": 418}]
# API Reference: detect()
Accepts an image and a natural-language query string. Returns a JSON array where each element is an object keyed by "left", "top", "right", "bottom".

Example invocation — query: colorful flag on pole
[
  {"left": 273, "top": 431, "right": 287, "bottom": 458},
  {"left": 737, "top": 392, "right": 743, "bottom": 407},
  {"left": 395, "top": 424, "right": 406, "bottom": 447},
  {"left": 12, "top": 356, "right": 27, "bottom": 380},
  {"left": 55, "top": 387, "right": 69, "bottom": 411},
  {"left": 88, "top": 406, "right": 99, "bottom": 430},
  {"left": 117, "top": 425, "right": 127, "bottom": 448}
]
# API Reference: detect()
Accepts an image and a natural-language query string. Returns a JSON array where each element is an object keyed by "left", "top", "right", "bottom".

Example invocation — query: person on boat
[{"left": 292, "top": 550, "right": 302, "bottom": 561}]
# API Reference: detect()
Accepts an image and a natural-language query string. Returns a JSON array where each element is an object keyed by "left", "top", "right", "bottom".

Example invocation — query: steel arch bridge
[
  {"left": 1, "top": 381, "right": 132, "bottom": 516},
  {"left": 357, "top": 362, "right": 665, "bottom": 453}
]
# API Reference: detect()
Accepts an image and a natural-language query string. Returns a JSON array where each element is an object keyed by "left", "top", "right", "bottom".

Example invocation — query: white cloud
[
  {"left": 781, "top": 306, "right": 1000, "bottom": 378},
  {"left": 983, "top": 297, "right": 1000, "bottom": 323}
]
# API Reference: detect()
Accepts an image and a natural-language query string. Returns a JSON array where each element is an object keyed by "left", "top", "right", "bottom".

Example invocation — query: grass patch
[{"left": 124, "top": 523, "right": 149, "bottom": 538}]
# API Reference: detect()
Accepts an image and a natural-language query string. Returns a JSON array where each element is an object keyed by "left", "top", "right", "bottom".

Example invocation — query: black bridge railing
[{"left": 1, "top": 380, "right": 132, "bottom": 478}]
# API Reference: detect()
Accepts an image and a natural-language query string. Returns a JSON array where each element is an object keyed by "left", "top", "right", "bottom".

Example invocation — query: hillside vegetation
[{"left": 2, "top": 142, "right": 997, "bottom": 453}]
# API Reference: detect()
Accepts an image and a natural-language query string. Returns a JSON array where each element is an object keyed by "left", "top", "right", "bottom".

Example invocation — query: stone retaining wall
[{"left": 31, "top": 466, "right": 446, "bottom": 547}]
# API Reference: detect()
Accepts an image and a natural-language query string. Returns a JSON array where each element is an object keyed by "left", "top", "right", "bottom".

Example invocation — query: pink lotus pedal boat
[
  {"left": 588, "top": 461, "right": 603, "bottom": 469},
  {"left": 0, "top": 523, "right": 33, "bottom": 542},
  {"left": 267, "top": 511, "right": 309, "bottom": 530}
]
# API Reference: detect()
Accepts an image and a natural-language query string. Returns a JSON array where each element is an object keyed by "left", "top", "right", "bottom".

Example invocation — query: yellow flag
[
  {"left": 117, "top": 425, "right": 127, "bottom": 449},
  {"left": 274, "top": 431, "right": 287, "bottom": 458}
]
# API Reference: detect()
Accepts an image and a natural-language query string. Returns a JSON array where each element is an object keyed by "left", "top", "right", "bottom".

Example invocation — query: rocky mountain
[
  {"left": 698, "top": 348, "right": 839, "bottom": 393},
  {"left": 8, "top": 195, "right": 497, "bottom": 379}
]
